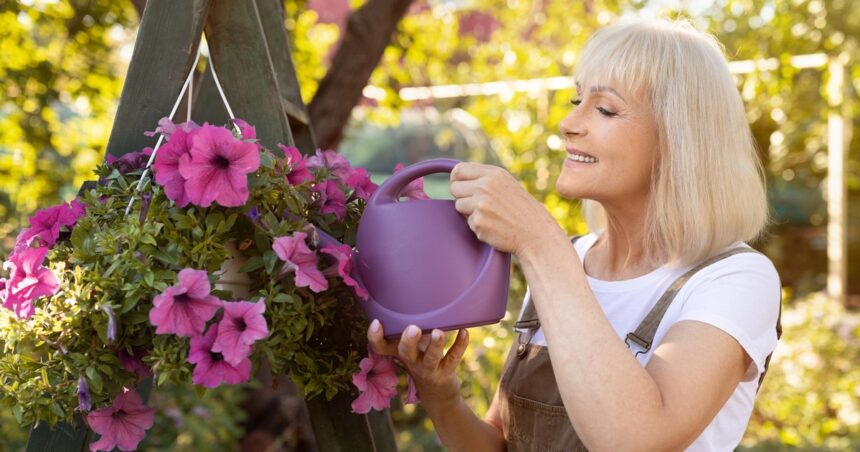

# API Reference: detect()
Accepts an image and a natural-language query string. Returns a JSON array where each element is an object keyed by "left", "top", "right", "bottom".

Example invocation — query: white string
[
  {"left": 187, "top": 57, "right": 194, "bottom": 123},
  {"left": 124, "top": 37, "right": 242, "bottom": 215},
  {"left": 124, "top": 44, "right": 202, "bottom": 215},
  {"left": 203, "top": 38, "right": 241, "bottom": 134}
]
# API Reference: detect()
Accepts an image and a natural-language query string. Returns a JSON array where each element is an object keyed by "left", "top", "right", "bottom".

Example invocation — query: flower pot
[{"left": 214, "top": 240, "right": 252, "bottom": 300}]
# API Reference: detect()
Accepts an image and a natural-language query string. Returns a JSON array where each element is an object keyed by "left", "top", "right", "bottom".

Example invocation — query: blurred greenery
[{"left": 1, "top": 0, "right": 859, "bottom": 450}]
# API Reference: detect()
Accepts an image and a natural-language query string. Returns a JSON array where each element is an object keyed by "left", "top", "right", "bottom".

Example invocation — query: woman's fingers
[
  {"left": 367, "top": 319, "right": 399, "bottom": 356},
  {"left": 422, "top": 329, "right": 446, "bottom": 368},
  {"left": 398, "top": 325, "right": 422, "bottom": 363},
  {"left": 441, "top": 329, "right": 469, "bottom": 372}
]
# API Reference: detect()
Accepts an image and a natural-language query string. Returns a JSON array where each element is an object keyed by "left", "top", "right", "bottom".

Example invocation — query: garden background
[{"left": 1, "top": 0, "right": 858, "bottom": 450}]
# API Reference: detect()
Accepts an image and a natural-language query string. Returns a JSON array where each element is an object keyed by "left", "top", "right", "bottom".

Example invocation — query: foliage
[
  {"left": 0, "top": 0, "right": 137, "bottom": 241},
  {"left": 140, "top": 379, "right": 249, "bottom": 451},
  {"left": 741, "top": 291, "right": 860, "bottom": 450}
]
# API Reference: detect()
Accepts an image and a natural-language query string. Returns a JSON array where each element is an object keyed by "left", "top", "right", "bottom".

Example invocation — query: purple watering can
[{"left": 317, "top": 158, "right": 511, "bottom": 338}]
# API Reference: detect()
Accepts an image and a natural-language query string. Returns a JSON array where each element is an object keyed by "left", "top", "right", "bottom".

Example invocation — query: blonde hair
[{"left": 575, "top": 19, "right": 769, "bottom": 267}]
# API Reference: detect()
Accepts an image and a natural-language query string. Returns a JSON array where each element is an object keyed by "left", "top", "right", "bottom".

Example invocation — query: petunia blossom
[
  {"left": 144, "top": 116, "right": 199, "bottom": 138},
  {"left": 278, "top": 144, "right": 314, "bottom": 185},
  {"left": 405, "top": 374, "right": 420, "bottom": 404},
  {"left": 272, "top": 232, "right": 328, "bottom": 292},
  {"left": 152, "top": 127, "right": 196, "bottom": 207},
  {"left": 188, "top": 327, "right": 252, "bottom": 388},
  {"left": 394, "top": 163, "right": 431, "bottom": 201},
  {"left": 16, "top": 200, "right": 87, "bottom": 248},
  {"left": 105, "top": 147, "right": 153, "bottom": 174},
  {"left": 118, "top": 349, "right": 152, "bottom": 377},
  {"left": 312, "top": 180, "right": 347, "bottom": 221},
  {"left": 211, "top": 300, "right": 269, "bottom": 365},
  {"left": 77, "top": 375, "right": 91, "bottom": 412},
  {"left": 179, "top": 124, "right": 261, "bottom": 207},
  {"left": 2, "top": 247, "right": 59, "bottom": 318},
  {"left": 351, "top": 347, "right": 398, "bottom": 413},
  {"left": 148, "top": 268, "right": 221, "bottom": 337},
  {"left": 86, "top": 387, "right": 156, "bottom": 452},
  {"left": 345, "top": 167, "right": 378, "bottom": 203},
  {"left": 307, "top": 149, "right": 352, "bottom": 180},
  {"left": 320, "top": 243, "right": 368, "bottom": 299},
  {"left": 230, "top": 118, "right": 256, "bottom": 140}
]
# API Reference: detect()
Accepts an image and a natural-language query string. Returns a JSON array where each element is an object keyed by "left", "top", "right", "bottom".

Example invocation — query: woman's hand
[
  {"left": 367, "top": 319, "right": 469, "bottom": 413},
  {"left": 450, "top": 162, "right": 559, "bottom": 256}
]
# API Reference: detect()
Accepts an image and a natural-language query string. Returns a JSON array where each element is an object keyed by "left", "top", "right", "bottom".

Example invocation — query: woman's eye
[
  {"left": 570, "top": 98, "right": 582, "bottom": 106},
  {"left": 597, "top": 107, "right": 618, "bottom": 117}
]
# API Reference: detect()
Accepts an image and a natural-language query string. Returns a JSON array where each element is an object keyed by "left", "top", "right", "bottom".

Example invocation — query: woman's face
[{"left": 555, "top": 80, "right": 659, "bottom": 208}]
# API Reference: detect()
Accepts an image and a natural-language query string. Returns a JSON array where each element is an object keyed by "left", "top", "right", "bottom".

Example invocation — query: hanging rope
[{"left": 124, "top": 37, "right": 240, "bottom": 215}]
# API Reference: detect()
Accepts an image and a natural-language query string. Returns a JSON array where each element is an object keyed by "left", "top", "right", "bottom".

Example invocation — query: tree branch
[{"left": 308, "top": 0, "right": 415, "bottom": 151}]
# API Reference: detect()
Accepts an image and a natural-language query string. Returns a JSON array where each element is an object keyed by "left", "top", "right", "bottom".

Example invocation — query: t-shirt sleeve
[{"left": 675, "top": 250, "right": 782, "bottom": 382}]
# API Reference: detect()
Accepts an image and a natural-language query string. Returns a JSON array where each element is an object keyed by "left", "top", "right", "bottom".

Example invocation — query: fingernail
[
  {"left": 432, "top": 330, "right": 443, "bottom": 341},
  {"left": 370, "top": 319, "right": 380, "bottom": 333},
  {"left": 406, "top": 325, "right": 420, "bottom": 338}
]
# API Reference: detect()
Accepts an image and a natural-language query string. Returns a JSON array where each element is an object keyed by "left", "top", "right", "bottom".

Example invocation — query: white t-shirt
[{"left": 516, "top": 233, "right": 781, "bottom": 452}]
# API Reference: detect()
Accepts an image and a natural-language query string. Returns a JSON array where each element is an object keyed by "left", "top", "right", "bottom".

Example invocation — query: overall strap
[{"left": 624, "top": 247, "right": 760, "bottom": 355}]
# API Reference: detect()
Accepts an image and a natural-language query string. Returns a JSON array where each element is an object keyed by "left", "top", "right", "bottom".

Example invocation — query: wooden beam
[
  {"left": 105, "top": 0, "right": 211, "bottom": 157},
  {"left": 252, "top": 0, "right": 317, "bottom": 154},
  {"left": 204, "top": 0, "right": 293, "bottom": 151}
]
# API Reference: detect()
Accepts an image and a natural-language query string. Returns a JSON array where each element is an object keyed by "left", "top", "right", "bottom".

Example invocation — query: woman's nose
[{"left": 559, "top": 110, "right": 586, "bottom": 138}]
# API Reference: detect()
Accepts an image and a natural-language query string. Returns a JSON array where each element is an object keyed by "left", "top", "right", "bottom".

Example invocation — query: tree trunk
[{"left": 308, "top": 0, "right": 416, "bottom": 151}]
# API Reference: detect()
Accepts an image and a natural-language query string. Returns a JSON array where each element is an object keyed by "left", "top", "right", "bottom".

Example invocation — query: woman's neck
[{"left": 584, "top": 201, "right": 657, "bottom": 281}]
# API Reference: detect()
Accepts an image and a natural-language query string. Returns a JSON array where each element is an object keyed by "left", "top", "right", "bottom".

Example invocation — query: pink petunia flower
[
  {"left": 179, "top": 124, "right": 261, "bottom": 207},
  {"left": 272, "top": 232, "right": 328, "bottom": 293},
  {"left": 307, "top": 149, "right": 352, "bottom": 180},
  {"left": 351, "top": 347, "right": 399, "bottom": 413},
  {"left": 188, "top": 327, "right": 252, "bottom": 388},
  {"left": 118, "top": 349, "right": 152, "bottom": 377},
  {"left": 320, "top": 243, "right": 368, "bottom": 299},
  {"left": 105, "top": 147, "right": 153, "bottom": 174},
  {"left": 144, "top": 116, "right": 200, "bottom": 138},
  {"left": 211, "top": 300, "right": 269, "bottom": 365},
  {"left": 278, "top": 144, "right": 314, "bottom": 185},
  {"left": 312, "top": 180, "right": 347, "bottom": 221},
  {"left": 148, "top": 269, "right": 222, "bottom": 337},
  {"left": 16, "top": 200, "right": 87, "bottom": 248},
  {"left": 345, "top": 167, "right": 378, "bottom": 202},
  {"left": 405, "top": 374, "right": 420, "bottom": 404},
  {"left": 86, "top": 387, "right": 156, "bottom": 452},
  {"left": 230, "top": 118, "right": 256, "bottom": 140},
  {"left": 394, "top": 163, "right": 431, "bottom": 201},
  {"left": 152, "top": 127, "right": 196, "bottom": 207},
  {"left": 2, "top": 247, "right": 59, "bottom": 319}
]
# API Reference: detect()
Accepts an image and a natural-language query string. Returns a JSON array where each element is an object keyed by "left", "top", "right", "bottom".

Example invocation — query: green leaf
[
  {"left": 272, "top": 293, "right": 294, "bottom": 304},
  {"left": 50, "top": 401, "right": 64, "bottom": 418},
  {"left": 143, "top": 270, "right": 155, "bottom": 287},
  {"left": 263, "top": 250, "right": 279, "bottom": 274},
  {"left": 240, "top": 256, "right": 264, "bottom": 273},
  {"left": 85, "top": 367, "right": 103, "bottom": 394},
  {"left": 260, "top": 150, "right": 275, "bottom": 169}
]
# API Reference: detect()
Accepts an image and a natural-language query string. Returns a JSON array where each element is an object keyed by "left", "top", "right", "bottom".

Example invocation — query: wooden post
[
  {"left": 105, "top": 0, "right": 211, "bottom": 157},
  {"left": 826, "top": 58, "right": 847, "bottom": 304}
]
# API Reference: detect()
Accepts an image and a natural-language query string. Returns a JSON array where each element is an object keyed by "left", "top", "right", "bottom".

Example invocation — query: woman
[{"left": 368, "top": 19, "right": 781, "bottom": 451}]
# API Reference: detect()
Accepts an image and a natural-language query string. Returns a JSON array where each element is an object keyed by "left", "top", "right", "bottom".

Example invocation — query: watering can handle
[{"left": 369, "top": 158, "right": 461, "bottom": 207}]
